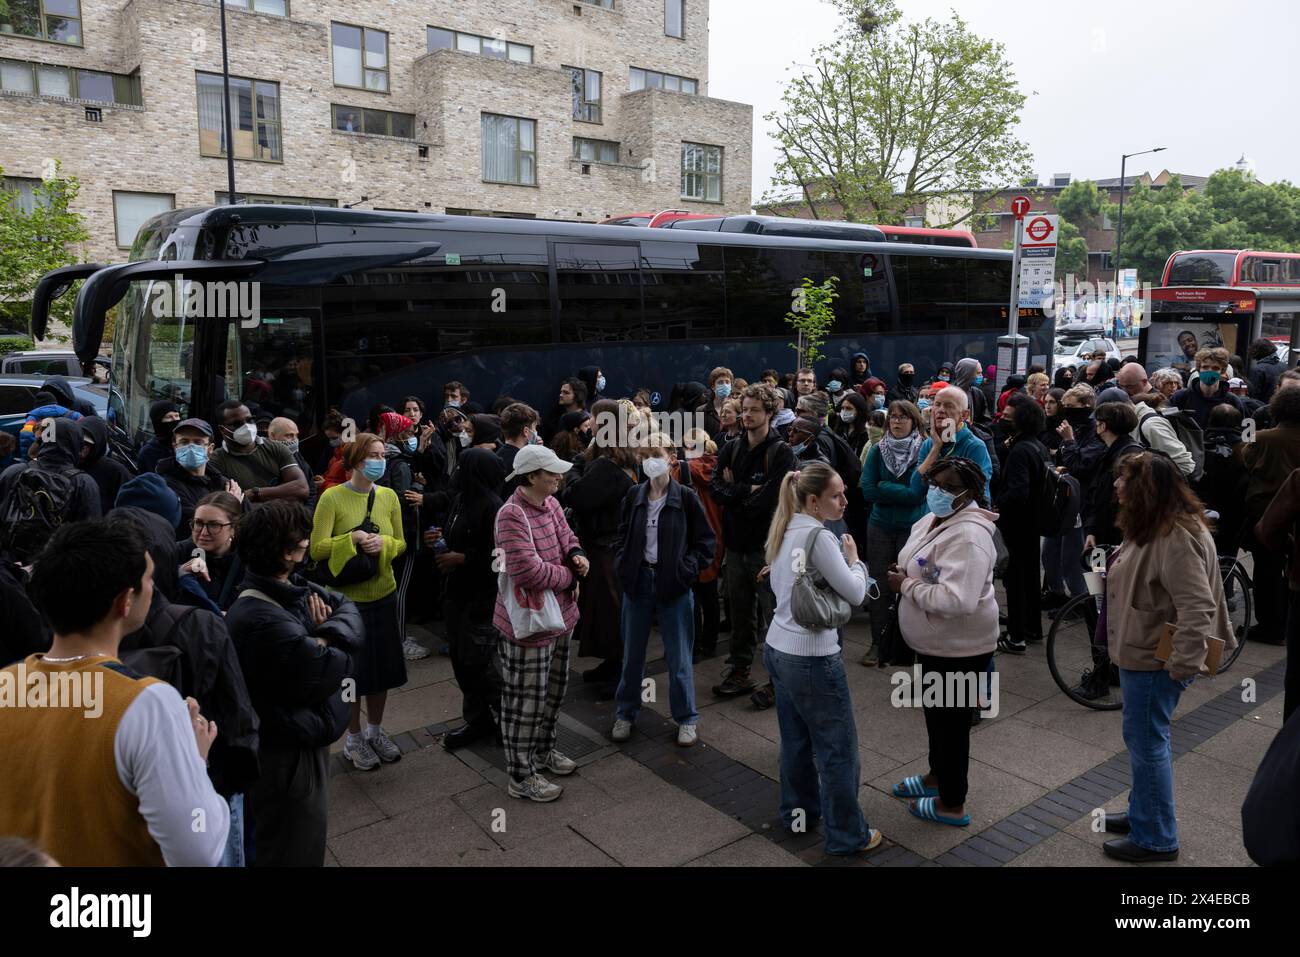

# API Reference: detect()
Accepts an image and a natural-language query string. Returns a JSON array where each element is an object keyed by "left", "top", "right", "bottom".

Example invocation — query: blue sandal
[
  {"left": 909, "top": 796, "right": 971, "bottom": 827},
  {"left": 892, "top": 775, "right": 939, "bottom": 799}
]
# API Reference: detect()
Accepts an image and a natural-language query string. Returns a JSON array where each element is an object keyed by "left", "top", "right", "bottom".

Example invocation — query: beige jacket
[{"left": 1104, "top": 522, "right": 1235, "bottom": 680}]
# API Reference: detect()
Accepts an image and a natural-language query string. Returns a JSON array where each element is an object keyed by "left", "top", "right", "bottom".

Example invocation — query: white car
[{"left": 1053, "top": 335, "right": 1121, "bottom": 374}]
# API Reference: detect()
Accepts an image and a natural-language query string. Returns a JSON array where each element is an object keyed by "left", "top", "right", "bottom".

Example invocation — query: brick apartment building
[
  {"left": 0, "top": 0, "right": 753, "bottom": 262},
  {"left": 760, "top": 169, "right": 1216, "bottom": 287}
]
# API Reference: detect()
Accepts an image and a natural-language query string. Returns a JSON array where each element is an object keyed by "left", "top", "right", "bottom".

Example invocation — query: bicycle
[{"left": 1044, "top": 547, "right": 1250, "bottom": 711}]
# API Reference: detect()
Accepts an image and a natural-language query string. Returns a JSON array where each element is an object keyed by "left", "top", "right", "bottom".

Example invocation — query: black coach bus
[{"left": 33, "top": 207, "right": 1047, "bottom": 456}]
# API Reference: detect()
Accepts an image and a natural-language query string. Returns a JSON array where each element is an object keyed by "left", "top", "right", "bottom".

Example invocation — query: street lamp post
[
  {"left": 219, "top": 0, "right": 237, "bottom": 204},
  {"left": 1113, "top": 146, "right": 1165, "bottom": 288}
]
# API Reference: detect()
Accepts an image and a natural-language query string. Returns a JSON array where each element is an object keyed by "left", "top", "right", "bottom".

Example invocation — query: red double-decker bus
[
  {"left": 874, "top": 224, "right": 977, "bottom": 248},
  {"left": 1141, "top": 250, "right": 1300, "bottom": 377}
]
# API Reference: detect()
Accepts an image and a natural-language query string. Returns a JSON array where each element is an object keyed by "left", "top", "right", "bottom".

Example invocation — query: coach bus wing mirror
[
  {"left": 71, "top": 259, "right": 264, "bottom": 364},
  {"left": 31, "top": 263, "right": 106, "bottom": 342}
]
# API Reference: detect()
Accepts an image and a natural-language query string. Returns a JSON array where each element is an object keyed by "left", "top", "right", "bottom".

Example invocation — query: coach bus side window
[
  {"left": 640, "top": 241, "right": 726, "bottom": 342},
  {"left": 719, "top": 247, "right": 827, "bottom": 378},
  {"left": 229, "top": 314, "right": 317, "bottom": 434}
]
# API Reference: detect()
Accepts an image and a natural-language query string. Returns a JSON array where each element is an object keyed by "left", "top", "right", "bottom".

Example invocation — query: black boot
[{"left": 442, "top": 722, "right": 494, "bottom": 751}]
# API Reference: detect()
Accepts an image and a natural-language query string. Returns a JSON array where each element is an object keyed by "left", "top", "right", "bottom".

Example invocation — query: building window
[
  {"left": 904, "top": 216, "right": 924, "bottom": 227},
  {"left": 113, "top": 191, "right": 174, "bottom": 248},
  {"left": 196, "top": 72, "right": 282, "bottom": 162},
  {"left": 197, "top": 0, "right": 287, "bottom": 15},
  {"left": 1097, "top": 251, "right": 1116, "bottom": 271},
  {"left": 3, "top": 176, "right": 47, "bottom": 214},
  {"left": 564, "top": 66, "right": 601, "bottom": 123},
  {"left": 427, "top": 27, "right": 532, "bottom": 63},
  {"left": 630, "top": 67, "right": 697, "bottom": 95},
  {"left": 573, "top": 137, "right": 619, "bottom": 163},
  {"left": 332, "top": 104, "right": 414, "bottom": 138},
  {"left": 1101, "top": 211, "right": 1113, "bottom": 230},
  {"left": 0, "top": 0, "right": 82, "bottom": 46},
  {"left": 681, "top": 142, "right": 721, "bottom": 202},
  {"left": 0, "top": 58, "right": 141, "bottom": 104},
  {"left": 482, "top": 113, "right": 536, "bottom": 186},
  {"left": 581, "top": 0, "right": 614, "bottom": 8},
  {"left": 973, "top": 213, "right": 1002, "bottom": 232},
  {"left": 665, "top": 0, "right": 683, "bottom": 37},
  {"left": 217, "top": 192, "right": 338, "bottom": 206},
  {"left": 332, "top": 22, "right": 388, "bottom": 92}
]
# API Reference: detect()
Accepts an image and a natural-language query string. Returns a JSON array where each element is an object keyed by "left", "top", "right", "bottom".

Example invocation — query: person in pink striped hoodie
[{"left": 495, "top": 445, "right": 590, "bottom": 802}]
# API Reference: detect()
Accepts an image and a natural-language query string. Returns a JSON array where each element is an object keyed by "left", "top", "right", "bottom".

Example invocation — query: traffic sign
[
  {"left": 1010, "top": 195, "right": 1031, "bottom": 220},
  {"left": 1023, "top": 214, "right": 1058, "bottom": 246}
]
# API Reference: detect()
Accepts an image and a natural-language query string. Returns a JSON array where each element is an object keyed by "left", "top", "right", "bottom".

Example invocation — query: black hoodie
[
  {"left": 80, "top": 416, "right": 133, "bottom": 515},
  {"left": 43, "top": 375, "right": 97, "bottom": 418},
  {"left": 0, "top": 416, "right": 102, "bottom": 524},
  {"left": 136, "top": 399, "right": 178, "bottom": 474},
  {"left": 578, "top": 365, "right": 605, "bottom": 403}
]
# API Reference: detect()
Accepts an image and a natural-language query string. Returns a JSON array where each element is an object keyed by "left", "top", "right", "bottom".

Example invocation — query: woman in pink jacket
[{"left": 495, "top": 445, "right": 590, "bottom": 803}]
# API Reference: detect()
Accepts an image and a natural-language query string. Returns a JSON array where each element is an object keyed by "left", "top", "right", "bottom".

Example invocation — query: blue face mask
[
  {"left": 918, "top": 399, "right": 931, "bottom": 411},
  {"left": 362, "top": 459, "right": 386, "bottom": 481},
  {"left": 715, "top": 383, "right": 732, "bottom": 399},
  {"left": 974, "top": 375, "right": 985, "bottom": 386},
  {"left": 1199, "top": 370, "right": 1222, "bottom": 387},
  {"left": 791, "top": 441, "right": 808, "bottom": 455},
  {"left": 927, "top": 486, "right": 960, "bottom": 517},
  {"left": 827, "top": 380, "right": 843, "bottom": 393},
  {"left": 446, "top": 399, "right": 461, "bottom": 409},
  {"left": 596, "top": 375, "right": 607, "bottom": 392},
  {"left": 404, "top": 437, "right": 418, "bottom": 452},
  {"left": 175, "top": 443, "right": 208, "bottom": 469},
  {"left": 871, "top": 395, "right": 886, "bottom": 410}
]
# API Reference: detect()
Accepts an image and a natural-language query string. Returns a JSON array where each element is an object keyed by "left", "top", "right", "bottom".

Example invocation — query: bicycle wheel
[
  {"left": 1045, "top": 592, "right": 1123, "bottom": 710},
  {"left": 1217, "top": 559, "right": 1251, "bottom": 675}
]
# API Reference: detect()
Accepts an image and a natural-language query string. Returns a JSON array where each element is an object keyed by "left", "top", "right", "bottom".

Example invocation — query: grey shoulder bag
[{"left": 790, "top": 526, "right": 855, "bottom": 631}]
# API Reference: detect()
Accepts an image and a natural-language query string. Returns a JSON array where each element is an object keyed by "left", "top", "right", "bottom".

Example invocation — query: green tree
[
  {"left": 762, "top": 0, "right": 1034, "bottom": 226},
  {"left": 0, "top": 163, "right": 89, "bottom": 341},
  {"left": 1054, "top": 180, "right": 1106, "bottom": 280},
  {"left": 785, "top": 276, "right": 840, "bottom": 366}
]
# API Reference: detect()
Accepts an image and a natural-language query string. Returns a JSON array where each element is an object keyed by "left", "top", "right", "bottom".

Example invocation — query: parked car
[
  {"left": 1053, "top": 335, "right": 1121, "bottom": 375},
  {"left": 0, "top": 374, "right": 109, "bottom": 438},
  {"left": 0, "top": 351, "right": 110, "bottom": 382}
]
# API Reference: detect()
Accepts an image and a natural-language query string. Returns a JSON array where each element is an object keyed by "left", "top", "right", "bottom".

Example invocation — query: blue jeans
[
  {"left": 1120, "top": 668, "right": 1189, "bottom": 852},
  {"left": 615, "top": 566, "right": 698, "bottom": 726},
  {"left": 220, "top": 793, "right": 245, "bottom": 868},
  {"left": 764, "top": 644, "right": 868, "bottom": 855},
  {"left": 1042, "top": 525, "right": 1087, "bottom": 597}
]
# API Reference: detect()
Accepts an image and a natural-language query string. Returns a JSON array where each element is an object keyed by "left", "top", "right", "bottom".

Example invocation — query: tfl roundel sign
[{"left": 1026, "top": 216, "right": 1053, "bottom": 242}]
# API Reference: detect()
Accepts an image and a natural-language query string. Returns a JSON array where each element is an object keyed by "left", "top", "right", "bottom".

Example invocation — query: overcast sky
[{"left": 709, "top": 0, "right": 1300, "bottom": 205}]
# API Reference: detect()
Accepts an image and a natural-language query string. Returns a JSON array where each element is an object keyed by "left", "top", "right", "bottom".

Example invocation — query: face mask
[
  {"left": 871, "top": 396, "right": 886, "bottom": 410},
  {"left": 938, "top": 374, "right": 950, "bottom": 383},
  {"left": 715, "top": 383, "right": 732, "bottom": 399},
  {"left": 791, "top": 441, "right": 808, "bottom": 455},
  {"left": 158, "top": 420, "right": 178, "bottom": 442},
  {"left": 175, "top": 444, "right": 208, "bottom": 469},
  {"left": 918, "top": 399, "right": 931, "bottom": 411},
  {"left": 899, "top": 372, "right": 914, "bottom": 385},
  {"left": 405, "top": 437, "right": 418, "bottom": 452},
  {"left": 974, "top": 375, "right": 985, "bottom": 386},
  {"left": 827, "top": 380, "right": 842, "bottom": 393},
  {"left": 227, "top": 422, "right": 257, "bottom": 446},
  {"left": 280, "top": 438, "right": 300, "bottom": 454},
  {"left": 446, "top": 399, "right": 461, "bottom": 409},
  {"left": 596, "top": 375, "right": 607, "bottom": 392},
  {"left": 642, "top": 456, "right": 669, "bottom": 480},
  {"left": 457, "top": 431, "right": 471, "bottom": 447},
  {"left": 927, "top": 486, "right": 960, "bottom": 517},
  {"left": 1064, "top": 408, "right": 1092, "bottom": 427},
  {"left": 361, "top": 459, "right": 386, "bottom": 481},
  {"left": 1199, "top": 370, "right": 1222, "bottom": 387},
  {"left": 839, "top": 409, "right": 856, "bottom": 423},
  {"left": 530, "top": 430, "right": 544, "bottom": 446}
]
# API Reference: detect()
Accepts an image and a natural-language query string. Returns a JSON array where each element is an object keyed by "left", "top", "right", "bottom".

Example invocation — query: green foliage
[
  {"left": 763, "top": 0, "right": 1033, "bottom": 226},
  {"left": 0, "top": 162, "right": 90, "bottom": 341},
  {"left": 1054, "top": 180, "right": 1106, "bottom": 280},
  {"left": 0, "top": 336, "right": 35, "bottom": 354},
  {"left": 1056, "top": 220, "right": 1089, "bottom": 281},
  {"left": 785, "top": 276, "right": 840, "bottom": 366}
]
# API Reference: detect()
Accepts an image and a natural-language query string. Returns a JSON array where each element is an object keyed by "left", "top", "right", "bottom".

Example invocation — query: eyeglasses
[
  {"left": 887, "top": 414, "right": 912, "bottom": 422},
  {"left": 191, "top": 520, "right": 233, "bottom": 533}
]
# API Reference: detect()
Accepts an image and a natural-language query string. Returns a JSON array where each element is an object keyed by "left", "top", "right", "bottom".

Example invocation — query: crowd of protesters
[{"left": 1, "top": 339, "right": 1298, "bottom": 866}]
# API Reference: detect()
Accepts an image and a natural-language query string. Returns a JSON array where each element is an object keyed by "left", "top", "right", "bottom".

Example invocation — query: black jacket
[
  {"left": 1085, "top": 435, "right": 1144, "bottom": 545},
  {"left": 1249, "top": 354, "right": 1284, "bottom": 404},
  {"left": 563, "top": 454, "right": 636, "bottom": 547},
  {"left": 157, "top": 456, "right": 230, "bottom": 531},
  {"left": 1196, "top": 427, "right": 1248, "bottom": 554},
  {"left": 994, "top": 435, "right": 1049, "bottom": 538},
  {"left": 226, "top": 571, "right": 365, "bottom": 750},
  {"left": 43, "top": 374, "right": 97, "bottom": 418},
  {"left": 81, "top": 416, "right": 133, "bottom": 516},
  {"left": 0, "top": 560, "right": 46, "bottom": 667},
  {"left": 710, "top": 429, "right": 797, "bottom": 553},
  {"left": 615, "top": 479, "right": 715, "bottom": 602},
  {"left": 0, "top": 417, "right": 102, "bottom": 526},
  {"left": 1171, "top": 381, "right": 1245, "bottom": 431}
]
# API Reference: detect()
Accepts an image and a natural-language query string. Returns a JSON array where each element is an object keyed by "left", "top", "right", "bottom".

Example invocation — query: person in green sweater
[
  {"left": 859, "top": 400, "right": 927, "bottom": 666},
  {"left": 310, "top": 432, "right": 408, "bottom": 771}
]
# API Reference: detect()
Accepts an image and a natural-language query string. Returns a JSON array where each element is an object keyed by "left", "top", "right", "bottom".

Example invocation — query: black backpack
[
  {"left": 0, "top": 467, "right": 79, "bottom": 564},
  {"left": 1036, "top": 450, "right": 1081, "bottom": 537}
]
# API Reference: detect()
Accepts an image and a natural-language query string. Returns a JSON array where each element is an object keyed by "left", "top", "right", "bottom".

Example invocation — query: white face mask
[
  {"left": 457, "top": 431, "right": 471, "bottom": 448},
  {"left": 229, "top": 423, "right": 257, "bottom": 446},
  {"left": 642, "top": 456, "right": 670, "bottom": 480},
  {"left": 839, "top": 409, "right": 856, "bottom": 423}
]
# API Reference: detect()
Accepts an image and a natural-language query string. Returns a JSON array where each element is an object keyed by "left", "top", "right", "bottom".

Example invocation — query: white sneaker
[
  {"left": 365, "top": 727, "right": 402, "bottom": 763},
  {"left": 343, "top": 735, "right": 380, "bottom": 771},
  {"left": 403, "top": 637, "right": 430, "bottom": 660},
  {"left": 677, "top": 723, "right": 699, "bottom": 747},
  {"left": 536, "top": 748, "right": 577, "bottom": 776},
  {"left": 611, "top": 718, "right": 633, "bottom": 742},
  {"left": 508, "top": 773, "right": 563, "bottom": 802}
]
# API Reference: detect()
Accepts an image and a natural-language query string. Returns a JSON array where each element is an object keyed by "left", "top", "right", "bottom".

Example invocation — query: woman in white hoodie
[
  {"left": 887, "top": 457, "right": 999, "bottom": 828},
  {"left": 763, "top": 462, "right": 881, "bottom": 855}
]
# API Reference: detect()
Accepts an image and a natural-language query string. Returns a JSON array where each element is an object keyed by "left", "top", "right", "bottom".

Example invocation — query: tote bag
[{"left": 494, "top": 504, "right": 566, "bottom": 639}]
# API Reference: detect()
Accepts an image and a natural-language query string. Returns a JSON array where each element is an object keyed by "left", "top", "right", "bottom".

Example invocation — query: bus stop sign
[{"left": 1011, "top": 196, "right": 1031, "bottom": 221}]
